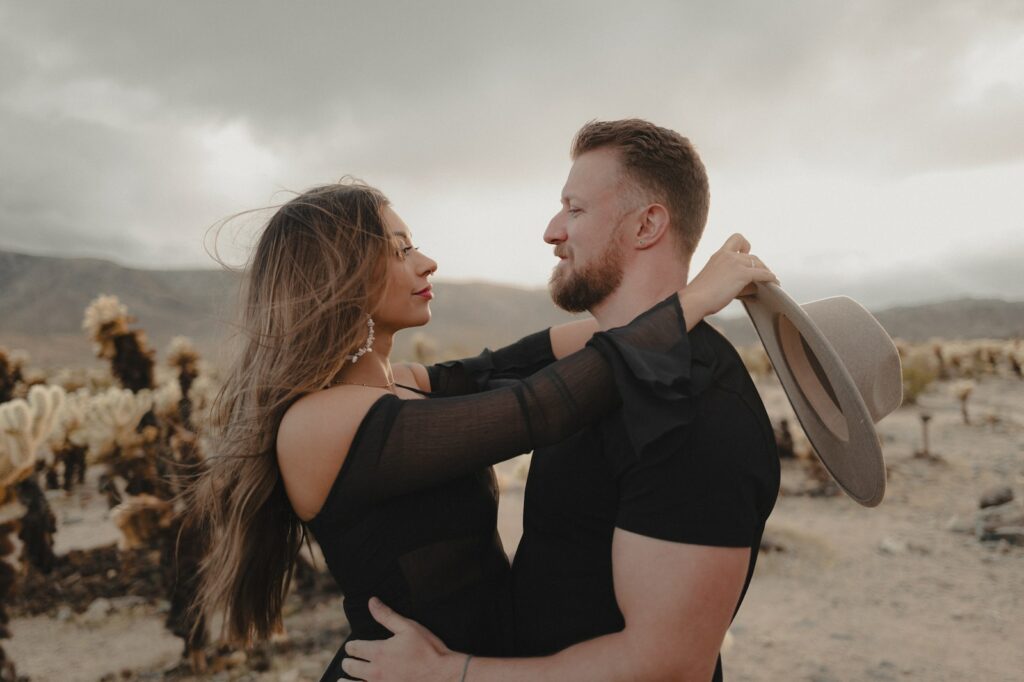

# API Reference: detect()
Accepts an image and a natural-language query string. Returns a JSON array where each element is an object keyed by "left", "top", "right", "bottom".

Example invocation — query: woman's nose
[{"left": 417, "top": 251, "right": 438, "bottom": 276}]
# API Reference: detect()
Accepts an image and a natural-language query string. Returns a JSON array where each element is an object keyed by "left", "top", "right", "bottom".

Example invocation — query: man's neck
[{"left": 590, "top": 261, "right": 689, "bottom": 330}]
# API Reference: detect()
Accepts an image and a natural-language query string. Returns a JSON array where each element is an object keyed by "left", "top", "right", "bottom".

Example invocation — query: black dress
[{"left": 306, "top": 296, "right": 692, "bottom": 681}]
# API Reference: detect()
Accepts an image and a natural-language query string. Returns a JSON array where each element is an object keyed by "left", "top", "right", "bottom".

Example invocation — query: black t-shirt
[
  {"left": 306, "top": 295, "right": 694, "bottom": 681},
  {"left": 511, "top": 319, "right": 780, "bottom": 681}
]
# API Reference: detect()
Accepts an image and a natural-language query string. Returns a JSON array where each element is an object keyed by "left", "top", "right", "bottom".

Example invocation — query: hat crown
[{"left": 800, "top": 297, "right": 903, "bottom": 422}]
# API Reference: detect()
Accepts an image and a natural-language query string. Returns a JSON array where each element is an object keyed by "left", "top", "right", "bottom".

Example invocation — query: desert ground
[{"left": 8, "top": 373, "right": 1023, "bottom": 681}]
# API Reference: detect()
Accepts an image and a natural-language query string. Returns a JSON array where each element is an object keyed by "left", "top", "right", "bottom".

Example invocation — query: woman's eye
[{"left": 399, "top": 245, "right": 417, "bottom": 258}]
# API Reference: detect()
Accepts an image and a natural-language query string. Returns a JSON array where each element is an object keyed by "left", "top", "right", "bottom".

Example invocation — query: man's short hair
[{"left": 571, "top": 119, "right": 710, "bottom": 257}]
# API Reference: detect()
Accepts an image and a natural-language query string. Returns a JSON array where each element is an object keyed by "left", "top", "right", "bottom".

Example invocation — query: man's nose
[{"left": 544, "top": 212, "right": 566, "bottom": 245}]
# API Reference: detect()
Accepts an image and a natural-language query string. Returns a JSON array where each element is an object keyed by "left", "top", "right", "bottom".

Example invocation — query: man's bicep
[
  {"left": 612, "top": 528, "right": 749, "bottom": 679},
  {"left": 614, "top": 388, "right": 774, "bottom": 547}
]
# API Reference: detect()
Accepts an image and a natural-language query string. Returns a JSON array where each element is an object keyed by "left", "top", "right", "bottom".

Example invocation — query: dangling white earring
[{"left": 348, "top": 317, "right": 376, "bottom": 363}]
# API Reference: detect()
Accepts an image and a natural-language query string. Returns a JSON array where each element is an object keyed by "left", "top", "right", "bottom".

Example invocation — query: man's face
[{"left": 545, "top": 147, "right": 634, "bottom": 313}]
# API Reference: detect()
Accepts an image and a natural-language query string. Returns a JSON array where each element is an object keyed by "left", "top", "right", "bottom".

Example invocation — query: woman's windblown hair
[{"left": 185, "top": 180, "right": 391, "bottom": 643}]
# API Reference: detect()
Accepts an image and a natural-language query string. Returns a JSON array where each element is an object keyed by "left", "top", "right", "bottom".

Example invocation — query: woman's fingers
[{"left": 721, "top": 233, "right": 750, "bottom": 254}]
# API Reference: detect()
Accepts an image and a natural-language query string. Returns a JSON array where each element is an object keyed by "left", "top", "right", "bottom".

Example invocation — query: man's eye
[{"left": 568, "top": 208, "right": 581, "bottom": 215}]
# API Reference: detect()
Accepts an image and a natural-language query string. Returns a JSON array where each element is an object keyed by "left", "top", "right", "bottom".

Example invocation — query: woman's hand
[
  {"left": 679, "top": 233, "right": 777, "bottom": 322},
  {"left": 341, "top": 597, "right": 465, "bottom": 682}
]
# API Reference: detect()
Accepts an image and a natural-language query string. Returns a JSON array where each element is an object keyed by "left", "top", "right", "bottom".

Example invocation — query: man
[{"left": 346, "top": 119, "right": 780, "bottom": 681}]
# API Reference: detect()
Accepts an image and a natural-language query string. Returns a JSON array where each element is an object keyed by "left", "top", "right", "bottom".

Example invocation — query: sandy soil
[{"left": 7, "top": 375, "right": 1023, "bottom": 681}]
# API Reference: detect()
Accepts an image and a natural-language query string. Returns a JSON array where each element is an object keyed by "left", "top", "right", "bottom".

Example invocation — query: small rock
[
  {"left": 980, "top": 526, "right": 1024, "bottom": 547},
  {"left": 975, "top": 502, "right": 1024, "bottom": 536},
  {"left": 82, "top": 597, "right": 112, "bottom": 623},
  {"left": 108, "top": 595, "right": 146, "bottom": 611},
  {"left": 945, "top": 515, "right": 973, "bottom": 534},
  {"left": 980, "top": 485, "right": 1014, "bottom": 509},
  {"left": 56, "top": 605, "right": 73, "bottom": 621},
  {"left": 878, "top": 536, "right": 907, "bottom": 554}
]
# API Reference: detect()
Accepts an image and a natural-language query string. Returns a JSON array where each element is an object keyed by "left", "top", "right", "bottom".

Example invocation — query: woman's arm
[
  {"left": 502, "top": 232, "right": 774, "bottom": 363},
  {"left": 311, "top": 234, "right": 776, "bottom": 517}
]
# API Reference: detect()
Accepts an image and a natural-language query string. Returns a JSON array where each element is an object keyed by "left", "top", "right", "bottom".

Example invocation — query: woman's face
[{"left": 373, "top": 206, "right": 438, "bottom": 333}]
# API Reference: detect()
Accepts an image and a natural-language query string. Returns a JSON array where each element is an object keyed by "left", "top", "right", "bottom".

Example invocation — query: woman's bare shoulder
[
  {"left": 394, "top": 362, "right": 431, "bottom": 392},
  {"left": 276, "top": 385, "right": 390, "bottom": 522}
]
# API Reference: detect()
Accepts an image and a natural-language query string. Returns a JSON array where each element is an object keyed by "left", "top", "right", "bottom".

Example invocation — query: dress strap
[{"left": 395, "top": 382, "right": 432, "bottom": 397}]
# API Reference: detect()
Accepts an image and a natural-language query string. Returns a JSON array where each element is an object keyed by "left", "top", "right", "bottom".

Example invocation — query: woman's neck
[{"left": 333, "top": 329, "right": 396, "bottom": 389}]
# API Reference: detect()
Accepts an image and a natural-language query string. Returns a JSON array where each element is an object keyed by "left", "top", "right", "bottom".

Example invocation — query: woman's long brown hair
[{"left": 185, "top": 180, "right": 391, "bottom": 643}]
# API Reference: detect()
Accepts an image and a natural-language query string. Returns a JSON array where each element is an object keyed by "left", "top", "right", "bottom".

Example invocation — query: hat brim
[{"left": 741, "top": 282, "right": 886, "bottom": 507}]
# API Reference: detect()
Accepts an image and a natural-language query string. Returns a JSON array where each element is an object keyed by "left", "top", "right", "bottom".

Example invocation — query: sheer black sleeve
[
  {"left": 322, "top": 294, "right": 692, "bottom": 519},
  {"left": 425, "top": 328, "right": 556, "bottom": 397}
]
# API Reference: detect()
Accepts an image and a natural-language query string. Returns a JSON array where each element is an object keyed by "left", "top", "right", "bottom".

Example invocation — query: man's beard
[{"left": 548, "top": 238, "right": 624, "bottom": 313}]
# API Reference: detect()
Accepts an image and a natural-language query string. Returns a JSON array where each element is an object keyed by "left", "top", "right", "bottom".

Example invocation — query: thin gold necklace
[
  {"left": 327, "top": 368, "right": 397, "bottom": 391},
  {"left": 331, "top": 378, "right": 396, "bottom": 390}
]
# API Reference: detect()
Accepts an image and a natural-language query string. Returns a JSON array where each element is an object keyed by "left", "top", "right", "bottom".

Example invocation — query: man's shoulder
[{"left": 689, "top": 320, "right": 764, "bottom": 404}]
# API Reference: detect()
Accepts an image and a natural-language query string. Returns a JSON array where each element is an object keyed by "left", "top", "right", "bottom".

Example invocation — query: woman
[{"left": 187, "top": 180, "right": 774, "bottom": 680}]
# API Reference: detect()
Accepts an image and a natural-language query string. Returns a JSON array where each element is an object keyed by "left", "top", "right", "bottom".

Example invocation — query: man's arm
[
  {"left": 344, "top": 532, "right": 748, "bottom": 682},
  {"left": 468, "top": 529, "right": 748, "bottom": 681}
]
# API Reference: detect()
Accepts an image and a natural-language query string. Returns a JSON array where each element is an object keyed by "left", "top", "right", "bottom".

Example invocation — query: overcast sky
[{"left": 1, "top": 0, "right": 1022, "bottom": 311}]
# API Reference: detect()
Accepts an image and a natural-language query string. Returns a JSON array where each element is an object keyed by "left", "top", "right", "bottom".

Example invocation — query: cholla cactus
[
  {"left": 110, "top": 493, "right": 174, "bottom": 551},
  {"left": 152, "top": 381, "right": 184, "bottom": 422},
  {"left": 0, "top": 349, "right": 25, "bottom": 405},
  {"left": 1008, "top": 341, "right": 1023, "bottom": 379},
  {"left": 186, "top": 373, "right": 220, "bottom": 433},
  {"left": 71, "top": 387, "right": 155, "bottom": 506},
  {"left": 952, "top": 379, "right": 975, "bottom": 425},
  {"left": 915, "top": 412, "right": 936, "bottom": 459},
  {"left": 46, "top": 366, "right": 114, "bottom": 394},
  {"left": 0, "top": 385, "right": 66, "bottom": 489},
  {"left": 900, "top": 344, "right": 939, "bottom": 405},
  {"left": 72, "top": 387, "right": 153, "bottom": 464},
  {"left": 0, "top": 385, "right": 64, "bottom": 681},
  {"left": 166, "top": 336, "right": 200, "bottom": 428},
  {"left": 82, "top": 294, "right": 155, "bottom": 392},
  {"left": 0, "top": 498, "right": 25, "bottom": 681},
  {"left": 45, "top": 388, "right": 91, "bottom": 491},
  {"left": 0, "top": 386, "right": 65, "bottom": 567},
  {"left": 82, "top": 295, "right": 130, "bottom": 354}
]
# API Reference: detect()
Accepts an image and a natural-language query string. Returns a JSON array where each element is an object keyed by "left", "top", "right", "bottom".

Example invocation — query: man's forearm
[{"left": 460, "top": 628, "right": 700, "bottom": 682}]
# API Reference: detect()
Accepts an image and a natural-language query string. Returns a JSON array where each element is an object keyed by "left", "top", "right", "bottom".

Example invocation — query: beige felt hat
[{"left": 741, "top": 282, "right": 903, "bottom": 507}]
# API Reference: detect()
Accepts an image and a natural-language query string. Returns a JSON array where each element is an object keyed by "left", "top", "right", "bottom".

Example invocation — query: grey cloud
[
  {"left": 8, "top": 0, "right": 1022, "bottom": 175},
  {"left": 1, "top": 0, "right": 1023, "bottom": 279}
]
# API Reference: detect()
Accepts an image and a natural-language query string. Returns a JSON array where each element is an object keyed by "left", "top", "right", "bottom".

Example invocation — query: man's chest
[{"left": 521, "top": 417, "right": 634, "bottom": 538}]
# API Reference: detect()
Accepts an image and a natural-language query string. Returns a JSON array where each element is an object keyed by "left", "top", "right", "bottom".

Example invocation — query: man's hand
[
  {"left": 341, "top": 597, "right": 465, "bottom": 682},
  {"left": 681, "top": 232, "right": 778, "bottom": 321}
]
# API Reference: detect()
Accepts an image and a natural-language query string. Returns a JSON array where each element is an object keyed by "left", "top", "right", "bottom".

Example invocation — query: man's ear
[{"left": 633, "top": 204, "right": 671, "bottom": 250}]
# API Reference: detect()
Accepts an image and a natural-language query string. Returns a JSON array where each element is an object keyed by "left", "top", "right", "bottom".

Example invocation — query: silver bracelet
[{"left": 460, "top": 654, "right": 474, "bottom": 682}]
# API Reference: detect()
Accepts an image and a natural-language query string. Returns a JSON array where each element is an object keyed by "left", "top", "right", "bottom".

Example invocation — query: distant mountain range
[{"left": 1, "top": 249, "right": 1022, "bottom": 368}]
